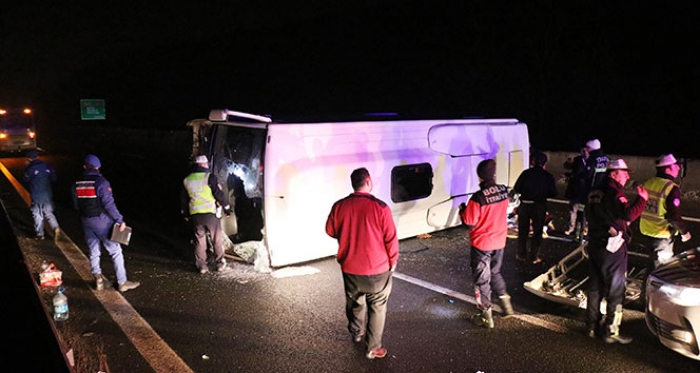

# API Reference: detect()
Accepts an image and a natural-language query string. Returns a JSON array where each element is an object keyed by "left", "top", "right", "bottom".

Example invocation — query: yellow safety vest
[
  {"left": 184, "top": 172, "right": 217, "bottom": 215},
  {"left": 640, "top": 177, "right": 677, "bottom": 238}
]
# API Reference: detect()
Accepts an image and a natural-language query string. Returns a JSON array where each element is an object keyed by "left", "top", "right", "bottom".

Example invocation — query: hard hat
[
  {"left": 607, "top": 158, "right": 630, "bottom": 171},
  {"left": 84, "top": 154, "right": 101, "bottom": 168},
  {"left": 195, "top": 155, "right": 208, "bottom": 164},
  {"left": 655, "top": 154, "right": 678, "bottom": 168}
]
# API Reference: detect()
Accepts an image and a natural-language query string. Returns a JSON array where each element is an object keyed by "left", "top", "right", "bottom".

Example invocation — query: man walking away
[
  {"left": 23, "top": 150, "right": 60, "bottom": 240},
  {"left": 640, "top": 154, "right": 691, "bottom": 268},
  {"left": 512, "top": 152, "right": 557, "bottom": 264},
  {"left": 72, "top": 154, "right": 140, "bottom": 292},
  {"left": 459, "top": 159, "right": 515, "bottom": 328},
  {"left": 326, "top": 167, "right": 399, "bottom": 359}
]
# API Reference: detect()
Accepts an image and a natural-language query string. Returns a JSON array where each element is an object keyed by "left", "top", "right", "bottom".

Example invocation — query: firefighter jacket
[{"left": 460, "top": 180, "right": 509, "bottom": 251}]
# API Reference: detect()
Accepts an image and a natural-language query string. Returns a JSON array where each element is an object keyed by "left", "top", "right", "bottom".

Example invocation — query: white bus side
[{"left": 189, "top": 110, "right": 529, "bottom": 267}]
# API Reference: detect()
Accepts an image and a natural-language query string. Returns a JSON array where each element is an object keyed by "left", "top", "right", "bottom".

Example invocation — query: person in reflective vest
[
  {"left": 640, "top": 154, "right": 691, "bottom": 268},
  {"left": 182, "top": 155, "right": 231, "bottom": 274}
]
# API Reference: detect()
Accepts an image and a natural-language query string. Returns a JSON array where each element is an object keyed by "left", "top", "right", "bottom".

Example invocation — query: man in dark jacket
[
  {"left": 584, "top": 139, "right": 610, "bottom": 191},
  {"left": 512, "top": 152, "right": 558, "bottom": 264},
  {"left": 72, "top": 154, "right": 140, "bottom": 292},
  {"left": 585, "top": 159, "right": 647, "bottom": 344},
  {"left": 23, "top": 150, "right": 60, "bottom": 240}
]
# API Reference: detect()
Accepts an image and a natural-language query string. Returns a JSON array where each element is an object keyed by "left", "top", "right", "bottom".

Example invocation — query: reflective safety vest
[
  {"left": 640, "top": 177, "right": 677, "bottom": 238},
  {"left": 184, "top": 172, "right": 217, "bottom": 215}
]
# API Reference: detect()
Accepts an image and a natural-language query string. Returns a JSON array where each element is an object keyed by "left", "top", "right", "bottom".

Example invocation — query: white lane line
[
  {"left": 54, "top": 232, "right": 193, "bottom": 373},
  {"left": 392, "top": 272, "right": 571, "bottom": 334},
  {"left": 2, "top": 164, "right": 193, "bottom": 373}
]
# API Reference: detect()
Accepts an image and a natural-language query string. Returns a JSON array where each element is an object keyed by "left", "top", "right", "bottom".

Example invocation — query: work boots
[
  {"left": 94, "top": 274, "right": 109, "bottom": 291},
  {"left": 499, "top": 294, "right": 514, "bottom": 316},
  {"left": 471, "top": 307, "right": 494, "bottom": 329}
]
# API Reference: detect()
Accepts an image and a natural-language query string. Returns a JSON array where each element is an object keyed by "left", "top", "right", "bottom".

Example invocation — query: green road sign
[{"left": 80, "top": 99, "right": 106, "bottom": 120}]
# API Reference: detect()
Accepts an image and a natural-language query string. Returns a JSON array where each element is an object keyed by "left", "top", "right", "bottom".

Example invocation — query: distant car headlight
[
  {"left": 28, "top": 131, "right": 36, "bottom": 139},
  {"left": 659, "top": 284, "right": 700, "bottom": 306},
  {"left": 0, "top": 133, "right": 7, "bottom": 139}
]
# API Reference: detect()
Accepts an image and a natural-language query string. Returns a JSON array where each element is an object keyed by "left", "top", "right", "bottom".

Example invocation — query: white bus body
[{"left": 188, "top": 109, "right": 529, "bottom": 267}]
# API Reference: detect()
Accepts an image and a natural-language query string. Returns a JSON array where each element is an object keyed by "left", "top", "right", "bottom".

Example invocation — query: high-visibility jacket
[
  {"left": 640, "top": 177, "right": 677, "bottom": 238},
  {"left": 184, "top": 172, "right": 217, "bottom": 215}
]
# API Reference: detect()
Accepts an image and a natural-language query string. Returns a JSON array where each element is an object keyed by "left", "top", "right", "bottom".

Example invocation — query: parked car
[{"left": 646, "top": 247, "right": 700, "bottom": 361}]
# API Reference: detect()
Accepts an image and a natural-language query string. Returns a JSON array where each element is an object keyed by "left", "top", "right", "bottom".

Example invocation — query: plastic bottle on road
[{"left": 53, "top": 287, "right": 69, "bottom": 321}]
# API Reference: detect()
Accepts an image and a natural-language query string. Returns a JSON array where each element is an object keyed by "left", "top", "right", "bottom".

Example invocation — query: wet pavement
[{"left": 2, "top": 153, "right": 700, "bottom": 372}]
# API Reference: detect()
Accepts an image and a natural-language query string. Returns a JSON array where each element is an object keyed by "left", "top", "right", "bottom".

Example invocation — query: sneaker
[
  {"left": 564, "top": 228, "right": 574, "bottom": 236},
  {"left": 603, "top": 334, "right": 633, "bottom": 344},
  {"left": 353, "top": 331, "right": 365, "bottom": 343},
  {"left": 471, "top": 308, "right": 494, "bottom": 329},
  {"left": 199, "top": 267, "right": 209, "bottom": 274},
  {"left": 366, "top": 347, "right": 387, "bottom": 359},
  {"left": 118, "top": 281, "right": 140, "bottom": 293}
]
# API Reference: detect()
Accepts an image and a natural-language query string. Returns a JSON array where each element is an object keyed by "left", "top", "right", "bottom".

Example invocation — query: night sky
[{"left": 1, "top": 2, "right": 694, "bottom": 157}]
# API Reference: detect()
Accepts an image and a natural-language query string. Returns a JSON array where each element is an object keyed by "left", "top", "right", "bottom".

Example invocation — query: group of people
[
  {"left": 324, "top": 142, "right": 693, "bottom": 358},
  {"left": 23, "top": 144, "right": 692, "bottom": 359},
  {"left": 24, "top": 152, "right": 139, "bottom": 293}
]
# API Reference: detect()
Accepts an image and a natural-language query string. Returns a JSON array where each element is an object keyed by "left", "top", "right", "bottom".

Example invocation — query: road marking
[
  {"left": 392, "top": 272, "right": 570, "bottom": 334},
  {"left": 1, "top": 164, "right": 194, "bottom": 373}
]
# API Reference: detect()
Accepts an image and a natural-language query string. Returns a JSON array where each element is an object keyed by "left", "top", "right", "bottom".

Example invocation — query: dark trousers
[
  {"left": 470, "top": 247, "right": 507, "bottom": 310},
  {"left": 517, "top": 201, "right": 547, "bottom": 259},
  {"left": 586, "top": 243, "right": 628, "bottom": 334},
  {"left": 190, "top": 213, "right": 225, "bottom": 271},
  {"left": 343, "top": 271, "right": 393, "bottom": 351}
]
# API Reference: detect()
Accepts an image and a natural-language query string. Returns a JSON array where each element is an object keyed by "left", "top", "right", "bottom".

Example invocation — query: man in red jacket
[
  {"left": 326, "top": 167, "right": 399, "bottom": 359},
  {"left": 459, "top": 159, "right": 514, "bottom": 328}
]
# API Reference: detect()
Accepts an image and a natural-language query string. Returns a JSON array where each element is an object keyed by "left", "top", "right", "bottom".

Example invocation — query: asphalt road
[{"left": 2, "top": 152, "right": 700, "bottom": 373}]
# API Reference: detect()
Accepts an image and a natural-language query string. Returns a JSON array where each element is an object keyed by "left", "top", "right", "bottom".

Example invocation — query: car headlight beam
[{"left": 659, "top": 284, "right": 700, "bottom": 306}]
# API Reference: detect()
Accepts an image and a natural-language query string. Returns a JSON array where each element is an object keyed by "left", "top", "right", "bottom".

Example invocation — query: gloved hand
[
  {"left": 224, "top": 207, "right": 232, "bottom": 217},
  {"left": 681, "top": 232, "right": 691, "bottom": 242},
  {"left": 458, "top": 202, "right": 466, "bottom": 213}
]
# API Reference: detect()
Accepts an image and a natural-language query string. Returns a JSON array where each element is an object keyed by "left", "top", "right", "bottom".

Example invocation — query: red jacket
[
  {"left": 326, "top": 192, "right": 399, "bottom": 275},
  {"left": 460, "top": 181, "right": 509, "bottom": 251}
]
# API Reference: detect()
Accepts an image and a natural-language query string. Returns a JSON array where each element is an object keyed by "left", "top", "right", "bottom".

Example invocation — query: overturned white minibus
[{"left": 187, "top": 109, "right": 530, "bottom": 267}]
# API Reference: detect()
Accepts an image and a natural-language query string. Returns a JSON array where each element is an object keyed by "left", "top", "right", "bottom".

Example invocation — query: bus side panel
[{"left": 262, "top": 120, "right": 528, "bottom": 267}]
